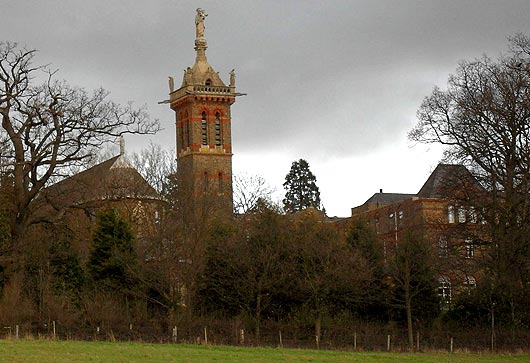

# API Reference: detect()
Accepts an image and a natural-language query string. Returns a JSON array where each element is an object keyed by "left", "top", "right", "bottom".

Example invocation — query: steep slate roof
[
  {"left": 40, "top": 154, "right": 160, "bottom": 210},
  {"left": 416, "top": 163, "right": 478, "bottom": 198}
]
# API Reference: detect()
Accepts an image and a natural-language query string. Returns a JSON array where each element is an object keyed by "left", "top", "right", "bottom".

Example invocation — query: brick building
[{"left": 349, "top": 164, "right": 486, "bottom": 306}]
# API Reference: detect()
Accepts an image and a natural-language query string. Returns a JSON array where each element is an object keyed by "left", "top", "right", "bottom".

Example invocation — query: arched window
[
  {"left": 215, "top": 112, "right": 221, "bottom": 146},
  {"left": 438, "top": 275, "right": 451, "bottom": 307},
  {"left": 205, "top": 79, "right": 212, "bottom": 86},
  {"left": 201, "top": 111, "right": 208, "bottom": 145}
]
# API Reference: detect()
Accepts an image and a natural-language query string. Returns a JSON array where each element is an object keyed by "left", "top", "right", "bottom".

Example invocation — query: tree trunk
[
  {"left": 255, "top": 293, "right": 261, "bottom": 343},
  {"left": 405, "top": 293, "right": 414, "bottom": 351}
]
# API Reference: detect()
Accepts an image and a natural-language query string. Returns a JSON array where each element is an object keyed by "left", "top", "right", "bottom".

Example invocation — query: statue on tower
[{"left": 195, "top": 8, "right": 208, "bottom": 38}]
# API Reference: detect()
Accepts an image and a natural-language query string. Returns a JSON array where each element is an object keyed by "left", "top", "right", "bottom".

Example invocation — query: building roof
[
  {"left": 363, "top": 192, "right": 416, "bottom": 206},
  {"left": 416, "top": 163, "right": 478, "bottom": 198},
  {"left": 40, "top": 154, "right": 160, "bottom": 211}
]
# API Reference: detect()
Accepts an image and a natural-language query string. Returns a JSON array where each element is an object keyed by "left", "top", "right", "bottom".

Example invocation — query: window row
[
  {"left": 201, "top": 111, "right": 223, "bottom": 147},
  {"left": 447, "top": 205, "right": 486, "bottom": 224}
]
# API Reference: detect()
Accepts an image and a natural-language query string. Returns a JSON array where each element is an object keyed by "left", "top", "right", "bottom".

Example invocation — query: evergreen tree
[
  {"left": 282, "top": 159, "right": 322, "bottom": 213},
  {"left": 88, "top": 209, "right": 138, "bottom": 291}
]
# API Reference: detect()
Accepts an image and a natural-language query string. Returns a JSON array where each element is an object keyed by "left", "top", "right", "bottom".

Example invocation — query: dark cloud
[{"left": 3, "top": 0, "right": 530, "bottom": 216}]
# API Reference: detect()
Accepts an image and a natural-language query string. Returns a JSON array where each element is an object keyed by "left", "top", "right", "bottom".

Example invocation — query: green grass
[{"left": 0, "top": 339, "right": 528, "bottom": 363}]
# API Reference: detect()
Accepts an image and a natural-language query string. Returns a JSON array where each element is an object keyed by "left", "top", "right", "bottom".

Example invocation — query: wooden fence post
[
  {"left": 240, "top": 329, "right": 245, "bottom": 345},
  {"left": 354, "top": 332, "right": 357, "bottom": 350},
  {"left": 450, "top": 337, "right": 454, "bottom": 353},
  {"left": 204, "top": 327, "right": 208, "bottom": 345},
  {"left": 278, "top": 331, "right": 283, "bottom": 348},
  {"left": 387, "top": 334, "right": 391, "bottom": 351}
]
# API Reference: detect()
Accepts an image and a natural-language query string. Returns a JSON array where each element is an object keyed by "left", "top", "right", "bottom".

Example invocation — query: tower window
[
  {"left": 215, "top": 112, "right": 221, "bottom": 146},
  {"left": 205, "top": 79, "right": 212, "bottom": 86},
  {"left": 201, "top": 111, "right": 208, "bottom": 145},
  {"left": 218, "top": 172, "right": 223, "bottom": 192}
]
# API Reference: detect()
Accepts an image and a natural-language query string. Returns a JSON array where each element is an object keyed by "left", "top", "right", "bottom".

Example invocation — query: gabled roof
[
  {"left": 417, "top": 164, "right": 479, "bottom": 198},
  {"left": 40, "top": 154, "right": 160, "bottom": 210}
]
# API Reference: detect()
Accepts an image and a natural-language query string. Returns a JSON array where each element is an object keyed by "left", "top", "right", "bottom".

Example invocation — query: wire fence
[{"left": 3, "top": 320, "right": 530, "bottom": 353}]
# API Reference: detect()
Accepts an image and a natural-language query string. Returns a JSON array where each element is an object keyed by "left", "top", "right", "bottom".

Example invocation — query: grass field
[{"left": 0, "top": 340, "right": 528, "bottom": 363}]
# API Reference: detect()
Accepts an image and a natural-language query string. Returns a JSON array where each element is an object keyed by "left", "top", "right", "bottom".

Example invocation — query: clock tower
[{"left": 168, "top": 8, "right": 241, "bottom": 217}]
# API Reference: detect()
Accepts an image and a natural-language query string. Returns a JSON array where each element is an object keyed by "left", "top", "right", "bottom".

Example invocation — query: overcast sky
[{"left": 3, "top": 0, "right": 530, "bottom": 216}]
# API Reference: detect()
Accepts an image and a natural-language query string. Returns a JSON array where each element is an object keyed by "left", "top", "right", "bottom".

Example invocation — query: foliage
[
  {"left": 386, "top": 230, "right": 438, "bottom": 349},
  {"left": 345, "top": 219, "right": 387, "bottom": 319},
  {"left": 282, "top": 159, "right": 322, "bottom": 213},
  {"left": 49, "top": 239, "right": 86, "bottom": 299},
  {"left": 87, "top": 209, "right": 138, "bottom": 292}
]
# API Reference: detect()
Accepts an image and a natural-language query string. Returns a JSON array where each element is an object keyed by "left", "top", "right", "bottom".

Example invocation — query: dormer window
[{"left": 205, "top": 79, "right": 212, "bottom": 86}]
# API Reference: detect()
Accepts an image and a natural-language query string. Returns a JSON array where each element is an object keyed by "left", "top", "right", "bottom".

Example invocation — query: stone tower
[{"left": 168, "top": 8, "right": 240, "bottom": 216}]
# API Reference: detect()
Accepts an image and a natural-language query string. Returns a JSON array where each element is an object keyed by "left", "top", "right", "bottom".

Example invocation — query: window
[
  {"left": 205, "top": 79, "right": 212, "bottom": 86},
  {"left": 438, "top": 275, "right": 452, "bottom": 307},
  {"left": 448, "top": 205, "right": 455, "bottom": 224},
  {"left": 465, "top": 238, "right": 474, "bottom": 258},
  {"left": 201, "top": 111, "right": 208, "bottom": 145},
  {"left": 458, "top": 206, "right": 466, "bottom": 223},
  {"left": 464, "top": 275, "right": 477, "bottom": 294},
  {"left": 469, "top": 207, "right": 477, "bottom": 223},
  {"left": 218, "top": 172, "right": 223, "bottom": 192},
  {"left": 215, "top": 112, "right": 221, "bottom": 146},
  {"left": 438, "top": 235, "right": 448, "bottom": 258}
]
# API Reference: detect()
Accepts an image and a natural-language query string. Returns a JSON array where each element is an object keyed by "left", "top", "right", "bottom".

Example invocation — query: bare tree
[
  {"left": 0, "top": 42, "right": 159, "bottom": 239},
  {"left": 233, "top": 172, "right": 276, "bottom": 214},
  {"left": 129, "top": 142, "right": 176, "bottom": 192}
]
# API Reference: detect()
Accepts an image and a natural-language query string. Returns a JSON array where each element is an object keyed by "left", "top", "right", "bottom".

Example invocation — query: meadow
[{"left": 0, "top": 340, "right": 529, "bottom": 363}]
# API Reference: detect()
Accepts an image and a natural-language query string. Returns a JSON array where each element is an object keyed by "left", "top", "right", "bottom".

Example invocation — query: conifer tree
[
  {"left": 282, "top": 159, "right": 322, "bottom": 213},
  {"left": 88, "top": 209, "right": 137, "bottom": 290}
]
